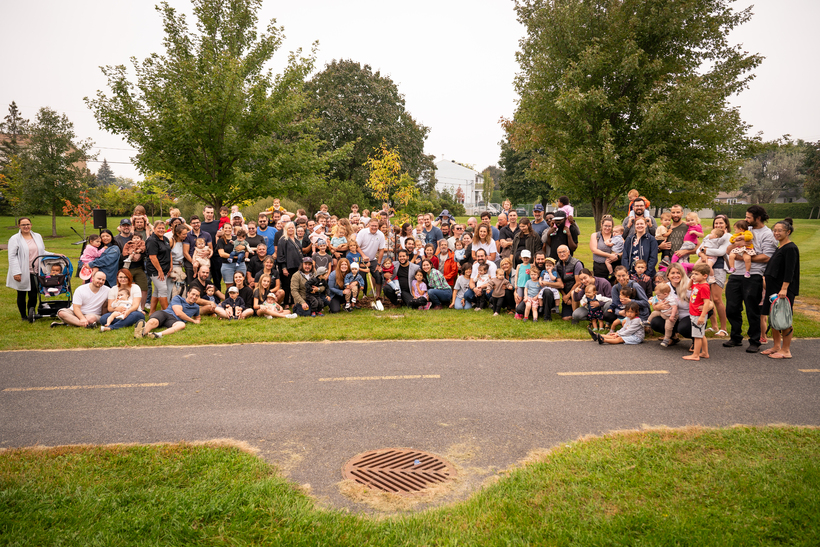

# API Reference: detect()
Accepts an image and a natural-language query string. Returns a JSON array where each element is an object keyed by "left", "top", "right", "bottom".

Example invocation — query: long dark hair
[
  {"left": 100, "top": 229, "right": 121, "bottom": 251},
  {"left": 421, "top": 258, "right": 435, "bottom": 284}
]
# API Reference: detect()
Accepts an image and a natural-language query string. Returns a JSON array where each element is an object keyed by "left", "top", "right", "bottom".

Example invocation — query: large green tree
[
  {"left": 86, "top": 0, "right": 338, "bottom": 209},
  {"left": 96, "top": 158, "right": 116, "bottom": 186},
  {"left": 740, "top": 139, "right": 805, "bottom": 204},
  {"left": 802, "top": 141, "right": 820, "bottom": 210},
  {"left": 0, "top": 101, "right": 29, "bottom": 169},
  {"left": 498, "top": 136, "right": 551, "bottom": 209},
  {"left": 6, "top": 107, "right": 95, "bottom": 236},
  {"left": 304, "top": 59, "right": 435, "bottom": 203},
  {"left": 507, "top": 0, "right": 761, "bottom": 227}
]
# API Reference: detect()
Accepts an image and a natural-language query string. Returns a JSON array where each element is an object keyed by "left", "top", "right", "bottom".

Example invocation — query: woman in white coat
[{"left": 6, "top": 217, "right": 46, "bottom": 320}]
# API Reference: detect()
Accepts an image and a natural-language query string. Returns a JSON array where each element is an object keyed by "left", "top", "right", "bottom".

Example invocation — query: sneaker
[
  {"left": 317, "top": 312, "right": 324, "bottom": 316},
  {"left": 266, "top": 315, "right": 273, "bottom": 319},
  {"left": 744, "top": 272, "right": 751, "bottom": 278},
  {"left": 723, "top": 339, "right": 743, "bottom": 348},
  {"left": 424, "top": 302, "right": 432, "bottom": 310},
  {"left": 50, "top": 321, "right": 66, "bottom": 328},
  {"left": 493, "top": 312, "right": 499, "bottom": 316},
  {"left": 375, "top": 300, "right": 384, "bottom": 311},
  {"left": 727, "top": 267, "right": 735, "bottom": 273},
  {"left": 345, "top": 302, "right": 351, "bottom": 310},
  {"left": 515, "top": 313, "right": 523, "bottom": 320},
  {"left": 660, "top": 257, "right": 671, "bottom": 268},
  {"left": 351, "top": 297, "right": 357, "bottom": 305},
  {"left": 474, "top": 307, "right": 482, "bottom": 311},
  {"left": 311, "top": 312, "right": 316, "bottom": 317},
  {"left": 133, "top": 319, "right": 145, "bottom": 339},
  {"left": 660, "top": 339, "right": 670, "bottom": 347},
  {"left": 707, "top": 276, "right": 716, "bottom": 284},
  {"left": 286, "top": 313, "right": 297, "bottom": 318},
  {"left": 147, "top": 332, "right": 160, "bottom": 339}
]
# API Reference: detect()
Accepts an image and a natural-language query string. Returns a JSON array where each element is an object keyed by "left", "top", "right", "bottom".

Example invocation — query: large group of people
[{"left": 6, "top": 195, "right": 800, "bottom": 358}]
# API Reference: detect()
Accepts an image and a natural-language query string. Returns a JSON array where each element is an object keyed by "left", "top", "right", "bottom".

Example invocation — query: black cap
[{"left": 120, "top": 218, "right": 132, "bottom": 226}]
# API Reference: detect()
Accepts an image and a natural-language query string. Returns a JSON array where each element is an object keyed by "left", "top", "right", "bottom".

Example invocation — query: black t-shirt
[
  {"left": 201, "top": 220, "right": 220, "bottom": 241},
  {"left": 248, "top": 254, "right": 270, "bottom": 278},
  {"left": 254, "top": 268, "right": 279, "bottom": 284},
  {"left": 236, "top": 285, "right": 253, "bottom": 307},
  {"left": 548, "top": 224, "right": 581, "bottom": 261},
  {"left": 397, "top": 263, "right": 411, "bottom": 293},
  {"left": 190, "top": 278, "right": 220, "bottom": 304},
  {"left": 145, "top": 233, "right": 171, "bottom": 277},
  {"left": 216, "top": 238, "right": 235, "bottom": 257},
  {"left": 498, "top": 225, "right": 518, "bottom": 242},
  {"left": 245, "top": 234, "right": 264, "bottom": 249},
  {"left": 115, "top": 233, "right": 142, "bottom": 269}
]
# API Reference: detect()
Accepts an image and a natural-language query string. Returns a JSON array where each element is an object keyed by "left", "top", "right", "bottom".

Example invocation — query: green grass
[
  {"left": 2, "top": 426, "right": 818, "bottom": 544},
  {"left": 2, "top": 215, "right": 818, "bottom": 351}
]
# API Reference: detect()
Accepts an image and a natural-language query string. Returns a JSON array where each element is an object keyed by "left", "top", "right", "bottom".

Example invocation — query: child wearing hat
[
  {"left": 514, "top": 249, "right": 533, "bottom": 306},
  {"left": 343, "top": 262, "right": 365, "bottom": 311},
  {"left": 305, "top": 265, "right": 330, "bottom": 316},
  {"left": 219, "top": 286, "right": 246, "bottom": 320}
]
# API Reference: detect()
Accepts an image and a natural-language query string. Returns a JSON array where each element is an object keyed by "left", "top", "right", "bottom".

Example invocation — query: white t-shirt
[
  {"left": 356, "top": 229, "right": 386, "bottom": 263},
  {"left": 73, "top": 284, "right": 110, "bottom": 316},
  {"left": 470, "top": 261, "right": 498, "bottom": 281},
  {"left": 473, "top": 240, "right": 497, "bottom": 257},
  {"left": 108, "top": 284, "right": 142, "bottom": 304}
]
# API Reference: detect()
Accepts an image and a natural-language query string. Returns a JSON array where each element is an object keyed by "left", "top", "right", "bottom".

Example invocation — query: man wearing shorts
[
  {"left": 53, "top": 271, "right": 109, "bottom": 328},
  {"left": 135, "top": 286, "right": 201, "bottom": 339},
  {"left": 356, "top": 218, "right": 386, "bottom": 297}
]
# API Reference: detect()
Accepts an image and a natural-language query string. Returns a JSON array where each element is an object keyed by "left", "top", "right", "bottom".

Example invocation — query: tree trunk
[
  {"left": 51, "top": 210, "right": 57, "bottom": 238},
  {"left": 591, "top": 196, "right": 607, "bottom": 232}
]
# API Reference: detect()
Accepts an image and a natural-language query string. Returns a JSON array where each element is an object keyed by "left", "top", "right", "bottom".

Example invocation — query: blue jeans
[
  {"left": 428, "top": 288, "right": 452, "bottom": 307},
  {"left": 454, "top": 295, "right": 472, "bottom": 309},
  {"left": 100, "top": 310, "right": 145, "bottom": 330},
  {"left": 463, "top": 289, "right": 476, "bottom": 305},
  {"left": 221, "top": 261, "right": 247, "bottom": 283}
]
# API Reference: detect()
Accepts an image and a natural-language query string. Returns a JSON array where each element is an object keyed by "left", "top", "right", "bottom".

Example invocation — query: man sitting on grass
[{"left": 134, "top": 287, "right": 201, "bottom": 340}]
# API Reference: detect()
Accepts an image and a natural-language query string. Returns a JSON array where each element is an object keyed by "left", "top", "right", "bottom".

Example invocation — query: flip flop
[
  {"left": 768, "top": 353, "right": 792, "bottom": 359},
  {"left": 715, "top": 330, "right": 729, "bottom": 337},
  {"left": 760, "top": 348, "right": 780, "bottom": 355}
]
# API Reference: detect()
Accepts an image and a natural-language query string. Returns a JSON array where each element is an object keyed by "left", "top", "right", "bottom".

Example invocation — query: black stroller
[{"left": 27, "top": 253, "right": 74, "bottom": 323}]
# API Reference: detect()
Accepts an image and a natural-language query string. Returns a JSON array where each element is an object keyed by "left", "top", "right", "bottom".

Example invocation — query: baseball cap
[
  {"left": 350, "top": 262, "right": 359, "bottom": 270},
  {"left": 228, "top": 286, "right": 238, "bottom": 293},
  {"left": 521, "top": 250, "right": 532, "bottom": 258},
  {"left": 302, "top": 257, "right": 312, "bottom": 263},
  {"left": 316, "top": 238, "right": 326, "bottom": 245},
  {"left": 533, "top": 204, "right": 544, "bottom": 212},
  {"left": 120, "top": 218, "right": 132, "bottom": 226},
  {"left": 315, "top": 266, "right": 328, "bottom": 276},
  {"left": 552, "top": 211, "right": 567, "bottom": 223},
  {"left": 231, "top": 212, "right": 243, "bottom": 219}
]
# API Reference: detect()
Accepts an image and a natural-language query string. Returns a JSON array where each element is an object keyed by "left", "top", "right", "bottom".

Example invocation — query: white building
[{"left": 430, "top": 159, "right": 483, "bottom": 212}]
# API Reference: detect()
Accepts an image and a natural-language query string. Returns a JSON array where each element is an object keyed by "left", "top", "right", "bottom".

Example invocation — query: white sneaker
[
  {"left": 286, "top": 313, "right": 297, "bottom": 318},
  {"left": 376, "top": 300, "right": 384, "bottom": 311},
  {"left": 266, "top": 315, "right": 273, "bottom": 319}
]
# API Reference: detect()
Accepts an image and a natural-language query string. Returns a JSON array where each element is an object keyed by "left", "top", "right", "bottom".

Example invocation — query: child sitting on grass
[
  {"left": 102, "top": 287, "right": 132, "bottom": 331},
  {"left": 590, "top": 301, "right": 644, "bottom": 345},
  {"left": 488, "top": 267, "right": 514, "bottom": 316},
  {"left": 410, "top": 268, "right": 431, "bottom": 310},
  {"left": 344, "top": 262, "right": 364, "bottom": 311}
]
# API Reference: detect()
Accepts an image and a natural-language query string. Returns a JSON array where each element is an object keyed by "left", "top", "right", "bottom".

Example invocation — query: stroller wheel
[{"left": 28, "top": 307, "right": 35, "bottom": 323}]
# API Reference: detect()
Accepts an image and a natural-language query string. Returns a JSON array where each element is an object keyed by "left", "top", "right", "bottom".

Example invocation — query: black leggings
[
  {"left": 16, "top": 274, "right": 38, "bottom": 319},
  {"left": 650, "top": 314, "right": 695, "bottom": 339}
]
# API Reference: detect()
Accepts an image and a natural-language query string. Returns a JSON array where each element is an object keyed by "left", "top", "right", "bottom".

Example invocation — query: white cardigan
[{"left": 6, "top": 231, "right": 46, "bottom": 291}]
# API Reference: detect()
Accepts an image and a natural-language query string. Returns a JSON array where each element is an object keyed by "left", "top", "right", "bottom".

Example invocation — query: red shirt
[{"left": 689, "top": 283, "right": 711, "bottom": 316}]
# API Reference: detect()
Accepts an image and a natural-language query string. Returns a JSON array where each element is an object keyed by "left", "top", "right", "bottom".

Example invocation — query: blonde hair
[
  {"left": 499, "top": 258, "right": 512, "bottom": 270},
  {"left": 655, "top": 282, "right": 671, "bottom": 295},
  {"left": 628, "top": 189, "right": 639, "bottom": 199},
  {"left": 660, "top": 212, "right": 672, "bottom": 220},
  {"left": 686, "top": 211, "right": 701, "bottom": 224}
]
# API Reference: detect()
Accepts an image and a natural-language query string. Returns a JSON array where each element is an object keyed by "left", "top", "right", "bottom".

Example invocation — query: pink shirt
[{"left": 26, "top": 237, "right": 38, "bottom": 273}]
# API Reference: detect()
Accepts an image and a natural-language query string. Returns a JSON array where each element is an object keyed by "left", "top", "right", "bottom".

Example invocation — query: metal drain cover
[{"left": 343, "top": 448, "right": 456, "bottom": 494}]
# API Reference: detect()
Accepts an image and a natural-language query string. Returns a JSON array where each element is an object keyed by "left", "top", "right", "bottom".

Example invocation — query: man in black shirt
[
  {"left": 200, "top": 205, "right": 223, "bottom": 291},
  {"left": 383, "top": 249, "right": 418, "bottom": 307},
  {"left": 189, "top": 265, "right": 223, "bottom": 315},
  {"left": 544, "top": 211, "right": 580, "bottom": 262},
  {"left": 247, "top": 243, "right": 270, "bottom": 287}
]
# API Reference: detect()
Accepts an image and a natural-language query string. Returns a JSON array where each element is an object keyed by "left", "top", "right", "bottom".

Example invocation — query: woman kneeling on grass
[{"left": 589, "top": 301, "right": 644, "bottom": 345}]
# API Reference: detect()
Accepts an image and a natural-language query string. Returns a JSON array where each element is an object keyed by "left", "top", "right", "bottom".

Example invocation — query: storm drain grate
[{"left": 342, "top": 448, "right": 456, "bottom": 494}]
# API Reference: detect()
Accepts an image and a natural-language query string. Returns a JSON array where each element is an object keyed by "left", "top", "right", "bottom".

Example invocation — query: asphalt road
[{"left": 2, "top": 339, "right": 819, "bottom": 510}]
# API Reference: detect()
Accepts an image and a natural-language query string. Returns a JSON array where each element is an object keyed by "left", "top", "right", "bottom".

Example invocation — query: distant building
[
  {"left": 714, "top": 191, "right": 748, "bottom": 205},
  {"left": 430, "top": 159, "right": 483, "bottom": 212}
]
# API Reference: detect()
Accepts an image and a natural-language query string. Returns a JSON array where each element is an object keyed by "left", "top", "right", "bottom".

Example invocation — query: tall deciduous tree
[
  {"left": 86, "top": 0, "right": 339, "bottom": 210},
  {"left": 305, "top": 59, "right": 435, "bottom": 202},
  {"left": 96, "top": 158, "right": 116, "bottom": 186},
  {"left": 506, "top": 0, "right": 761, "bottom": 228},
  {"left": 740, "top": 139, "right": 805, "bottom": 204},
  {"left": 803, "top": 141, "right": 820, "bottom": 210},
  {"left": 0, "top": 101, "right": 29, "bottom": 169},
  {"left": 6, "top": 107, "right": 95, "bottom": 236},
  {"left": 498, "top": 136, "right": 551, "bottom": 209}
]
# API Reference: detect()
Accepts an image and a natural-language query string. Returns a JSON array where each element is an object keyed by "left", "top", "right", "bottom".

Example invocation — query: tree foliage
[
  {"left": 305, "top": 59, "right": 435, "bottom": 201},
  {"left": 740, "top": 139, "right": 805, "bottom": 204},
  {"left": 86, "top": 0, "right": 339, "bottom": 210},
  {"left": 498, "top": 136, "right": 551, "bottom": 208},
  {"left": 5, "top": 107, "right": 95, "bottom": 236},
  {"left": 800, "top": 141, "right": 820, "bottom": 207},
  {"left": 0, "top": 101, "right": 29, "bottom": 168},
  {"left": 506, "top": 0, "right": 761, "bottom": 227},
  {"left": 96, "top": 158, "right": 116, "bottom": 186},
  {"left": 365, "top": 141, "right": 419, "bottom": 224}
]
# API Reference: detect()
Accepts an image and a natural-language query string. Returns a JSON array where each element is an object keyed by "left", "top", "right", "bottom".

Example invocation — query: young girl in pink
[{"left": 672, "top": 212, "right": 703, "bottom": 264}]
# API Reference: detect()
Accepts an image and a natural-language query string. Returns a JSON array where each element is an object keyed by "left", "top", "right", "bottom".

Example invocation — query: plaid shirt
[{"left": 426, "top": 268, "right": 451, "bottom": 291}]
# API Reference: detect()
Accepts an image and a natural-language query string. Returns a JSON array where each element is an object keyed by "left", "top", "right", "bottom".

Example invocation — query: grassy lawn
[
  {"left": 1, "top": 426, "right": 818, "bottom": 544},
  {"left": 1, "top": 215, "right": 818, "bottom": 351}
]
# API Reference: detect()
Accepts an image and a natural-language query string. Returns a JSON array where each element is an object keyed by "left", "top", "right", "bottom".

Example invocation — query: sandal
[
  {"left": 760, "top": 348, "right": 780, "bottom": 355},
  {"left": 768, "top": 353, "right": 792, "bottom": 359},
  {"left": 715, "top": 330, "right": 728, "bottom": 337}
]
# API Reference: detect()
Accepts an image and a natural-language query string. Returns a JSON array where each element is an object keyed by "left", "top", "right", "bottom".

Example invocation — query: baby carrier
[{"left": 27, "top": 253, "right": 74, "bottom": 322}]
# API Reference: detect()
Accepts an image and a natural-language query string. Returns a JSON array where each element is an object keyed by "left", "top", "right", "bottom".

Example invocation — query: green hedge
[{"left": 712, "top": 202, "right": 818, "bottom": 220}]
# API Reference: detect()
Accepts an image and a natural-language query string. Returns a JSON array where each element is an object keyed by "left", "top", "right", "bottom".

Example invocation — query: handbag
[{"left": 769, "top": 295, "right": 793, "bottom": 331}]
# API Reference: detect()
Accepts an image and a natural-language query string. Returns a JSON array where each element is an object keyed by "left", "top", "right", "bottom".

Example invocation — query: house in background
[
  {"left": 430, "top": 159, "right": 483, "bottom": 212},
  {"left": 714, "top": 191, "right": 748, "bottom": 205}
]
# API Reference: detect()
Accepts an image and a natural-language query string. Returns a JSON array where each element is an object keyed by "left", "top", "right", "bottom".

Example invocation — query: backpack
[{"left": 769, "top": 295, "right": 792, "bottom": 331}]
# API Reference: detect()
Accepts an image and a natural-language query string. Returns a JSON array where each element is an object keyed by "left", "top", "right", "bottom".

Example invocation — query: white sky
[{"left": 2, "top": 0, "right": 818, "bottom": 182}]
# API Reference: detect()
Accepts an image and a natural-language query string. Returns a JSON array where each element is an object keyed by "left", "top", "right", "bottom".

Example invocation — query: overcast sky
[{"left": 2, "top": 0, "right": 818, "bottom": 182}]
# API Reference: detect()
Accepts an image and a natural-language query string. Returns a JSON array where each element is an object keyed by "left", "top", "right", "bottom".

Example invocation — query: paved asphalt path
[{"left": 2, "top": 339, "right": 819, "bottom": 510}]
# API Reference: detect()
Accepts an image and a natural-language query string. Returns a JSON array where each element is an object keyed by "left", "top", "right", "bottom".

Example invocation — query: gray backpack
[{"left": 769, "top": 296, "right": 793, "bottom": 331}]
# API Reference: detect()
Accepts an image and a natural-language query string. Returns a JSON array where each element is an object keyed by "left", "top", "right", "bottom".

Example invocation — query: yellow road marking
[
  {"left": 558, "top": 370, "right": 669, "bottom": 376},
  {"left": 3, "top": 382, "right": 170, "bottom": 392},
  {"left": 319, "top": 375, "right": 440, "bottom": 382},
  {"left": 799, "top": 369, "right": 820, "bottom": 373}
]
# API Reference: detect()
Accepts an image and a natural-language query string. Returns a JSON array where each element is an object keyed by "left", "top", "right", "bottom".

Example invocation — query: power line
[
  {"left": 94, "top": 146, "right": 137, "bottom": 151},
  {"left": 86, "top": 159, "right": 135, "bottom": 165}
]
